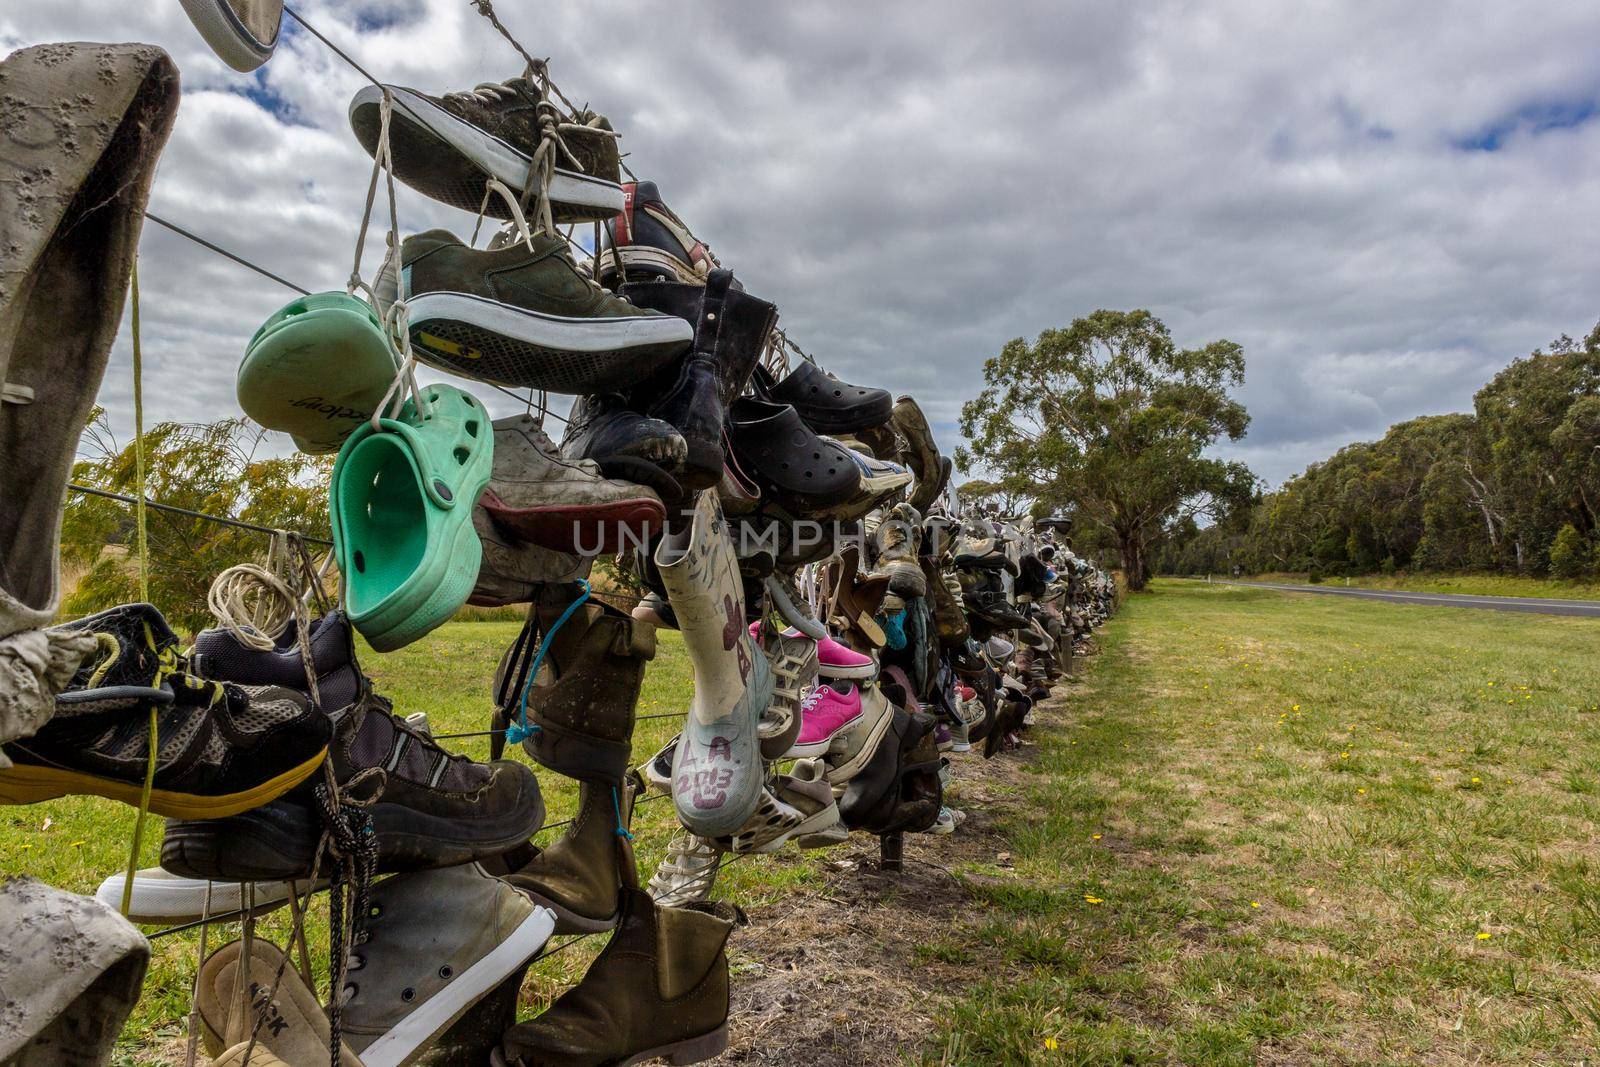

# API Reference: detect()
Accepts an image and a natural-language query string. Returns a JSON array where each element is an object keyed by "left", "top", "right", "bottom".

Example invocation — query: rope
[
  {"left": 507, "top": 580, "right": 591, "bottom": 745},
  {"left": 207, "top": 564, "right": 298, "bottom": 650}
]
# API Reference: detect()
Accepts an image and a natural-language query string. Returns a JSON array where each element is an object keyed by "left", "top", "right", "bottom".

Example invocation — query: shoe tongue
[{"left": 345, "top": 699, "right": 488, "bottom": 791}]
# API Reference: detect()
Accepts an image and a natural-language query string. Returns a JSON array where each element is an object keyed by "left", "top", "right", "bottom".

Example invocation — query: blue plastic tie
[
  {"left": 881, "top": 608, "right": 908, "bottom": 650},
  {"left": 612, "top": 785, "right": 634, "bottom": 841},
  {"left": 506, "top": 579, "right": 591, "bottom": 746}
]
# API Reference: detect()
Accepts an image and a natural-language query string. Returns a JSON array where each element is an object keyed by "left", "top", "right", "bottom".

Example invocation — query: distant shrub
[{"left": 1548, "top": 523, "right": 1590, "bottom": 580}]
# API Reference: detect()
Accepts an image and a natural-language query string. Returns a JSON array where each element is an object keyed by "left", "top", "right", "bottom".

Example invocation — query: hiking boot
[
  {"left": 750, "top": 360, "right": 892, "bottom": 434},
  {"left": 495, "top": 886, "right": 733, "bottom": 1067},
  {"left": 725, "top": 398, "right": 861, "bottom": 511},
  {"left": 785, "top": 682, "right": 863, "bottom": 758},
  {"left": 478, "top": 413, "right": 665, "bottom": 556},
  {"left": 504, "top": 774, "right": 641, "bottom": 934},
  {"left": 597, "top": 181, "right": 717, "bottom": 286},
  {"left": 341, "top": 864, "right": 556, "bottom": 1067},
  {"left": 191, "top": 609, "right": 363, "bottom": 714},
  {"left": 179, "top": 0, "right": 281, "bottom": 71},
  {"left": 891, "top": 396, "right": 945, "bottom": 513},
  {"left": 561, "top": 393, "right": 687, "bottom": 503},
  {"left": 471, "top": 501, "right": 588, "bottom": 609},
  {"left": 656, "top": 490, "right": 774, "bottom": 838},
  {"left": 647, "top": 827, "right": 720, "bottom": 907},
  {"left": 383, "top": 229, "right": 691, "bottom": 393},
  {"left": 0, "top": 604, "right": 329, "bottom": 818},
  {"left": 350, "top": 78, "right": 622, "bottom": 222},
  {"left": 623, "top": 272, "right": 776, "bottom": 491},
  {"left": 867, "top": 503, "right": 927, "bottom": 600},
  {"left": 497, "top": 584, "right": 656, "bottom": 783}
]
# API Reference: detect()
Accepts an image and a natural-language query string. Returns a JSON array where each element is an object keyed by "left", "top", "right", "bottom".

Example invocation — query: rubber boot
[
  {"left": 517, "top": 583, "right": 656, "bottom": 784},
  {"left": 494, "top": 886, "right": 733, "bottom": 1067},
  {"left": 656, "top": 488, "right": 774, "bottom": 838},
  {"left": 504, "top": 772, "right": 641, "bottom": 934}
]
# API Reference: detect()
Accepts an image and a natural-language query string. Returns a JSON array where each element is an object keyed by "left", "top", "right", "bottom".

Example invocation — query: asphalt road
[{"left": 1205, "top": 579, "right": 1600, "bottom": 618}]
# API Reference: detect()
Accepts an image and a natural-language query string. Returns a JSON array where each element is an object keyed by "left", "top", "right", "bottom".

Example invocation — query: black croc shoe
[
  {"left": 752, "top": 361, "right": 893, "bottom": 434},
  {"left": 725, "top": 397, "right": 861, "bottom": 510}
]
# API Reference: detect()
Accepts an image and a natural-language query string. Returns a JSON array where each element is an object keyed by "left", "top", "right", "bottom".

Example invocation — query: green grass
[
  {"left": 928, "top": 579, "right": 1600, "bottom": 1065},
  {"left": 1243, "top": 570, "right": 1600, "bottom": 601},
  {"left": 11, "top": 582, "right": 1600, "bottom": 1063}
]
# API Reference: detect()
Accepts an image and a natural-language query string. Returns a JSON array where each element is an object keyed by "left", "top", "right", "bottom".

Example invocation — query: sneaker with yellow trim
[{"left": 0, "top": 603, "right": 329, "bottom": 818}]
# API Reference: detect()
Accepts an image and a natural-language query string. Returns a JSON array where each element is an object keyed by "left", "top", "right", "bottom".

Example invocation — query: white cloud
[{"left": 6, "top": 0, "right": 1600, "bottom": 486}]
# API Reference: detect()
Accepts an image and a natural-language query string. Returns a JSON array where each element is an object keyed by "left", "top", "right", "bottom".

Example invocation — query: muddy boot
[
  {"left": 504, "top": 773, "right": 641, "bottom": 934},
  {"left": 494, "top": 886, "right": 733, "bottom": 1067},
  {"left": 510, "top": 583, "right": 657, "bottom": 784},
  {"left": 656, "top": 489, "right": 774, "bottom": 838}
]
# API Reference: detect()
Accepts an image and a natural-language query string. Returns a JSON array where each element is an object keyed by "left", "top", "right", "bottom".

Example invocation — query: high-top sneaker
[
  {"left": 622, "top": 271, "right": 777, "bottom": 491},
  {"left": 496, "top": 584, "right": 656, "bottom": 784},
  {"left": 655, "top": 489, "right": 775, "bottom": 838},
  {"left": 494, "top": 887, "right": 733, "bottom": 1067},
  {"left": 504, "top": 773, "right": 641, "bottom": 935},
  {"left": 596, "top": 180, "right": 717, "bottom": 286},
  {"left": 349, "top": 76, "right": 623, "bottom": 222}
]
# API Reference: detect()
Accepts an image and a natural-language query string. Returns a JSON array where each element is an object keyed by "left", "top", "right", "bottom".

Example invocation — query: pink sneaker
[
  {"left": 785, "top": 683, "right": 864, "bottom": 758},
  {"left": 748, "top": 623, "right": 875, "bottom": 680}
]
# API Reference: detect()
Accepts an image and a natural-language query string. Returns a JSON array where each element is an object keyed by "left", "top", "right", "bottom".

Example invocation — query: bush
[{"left": 1548, "top": 523, "right": 1590, "bottom": 580}]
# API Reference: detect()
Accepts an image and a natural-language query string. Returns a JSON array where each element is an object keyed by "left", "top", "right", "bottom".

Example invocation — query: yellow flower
[
  {"left": 1044, "top": 1037, "right": 1059, "bottom": 1051},
  {"left": 1487, "top": 681, "right": 1495, "bottom": 687},
  {"left": 1471, "top": 777, "right": 1481, "bottom": 784},
  {"left": 1250, "top": 901, "right": 1261, "bottom": 908},
  {"left": 1340, "top": 751, "right": 1350, "bottom": 760},
  {"left": 1357, "top": 788, "right": 1366, "bottom": 795},
  {"left": 1476, "top": 931, "right": 1492, "bottom": 941},
  {"left": 1091, "top": 834, "right": 1102, "bottom": 840},
  {"left": 1292, "top": 704, "right": 1300, "bottom": 711},
  {"left": 1084, "top": 895, "right": 1104, "bottom": 905}
]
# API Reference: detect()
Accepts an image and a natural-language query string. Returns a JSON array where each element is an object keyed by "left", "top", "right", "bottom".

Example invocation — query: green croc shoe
[
  {"left": 237, "top": 291, "right": 398, "bottom": 454},
  {"left": 331, "top": 384, "right": 493, "bottom": 651}
]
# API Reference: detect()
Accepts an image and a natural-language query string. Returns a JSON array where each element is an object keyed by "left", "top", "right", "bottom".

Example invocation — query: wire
[
  {"left": 66, "top": 484, "right": 333, "bottom": 546},
  {"left": 143, "top": 212, "right": 310, "bottom": 296}
]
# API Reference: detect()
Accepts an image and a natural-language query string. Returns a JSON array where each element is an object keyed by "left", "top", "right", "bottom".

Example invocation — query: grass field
[
  {"left": 7, "top": 582, "right": 1600, "bottom": 1063},
  {"left": 1242, "top": 570, "right": 1600, "bottom": 601}
]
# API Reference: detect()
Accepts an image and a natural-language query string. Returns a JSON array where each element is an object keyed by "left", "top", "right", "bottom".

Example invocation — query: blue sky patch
[{"left": 1454, "top": 95, "right": 1599, "bottom": 151}]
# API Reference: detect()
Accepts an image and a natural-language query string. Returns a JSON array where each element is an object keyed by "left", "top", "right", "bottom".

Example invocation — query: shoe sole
[
  {"left": 823, "top": 697, "right": 895, "bottom": 786},
  {"left": 358, "top": 904, "right": 557, "bottom": 1067},
  {"left": 784, "top": 711, "right": 864, "bottom": 759},
  {"left": 514, "top": 888, "right": 618, "bottom": 935},
  {"left": 92, "top": 872, "right": 311, "bottom": 925},
  {"left": 817, "top": 661, "right": 876, "bottom": 681},
  {"left": 754, "top": 801, "right": 840, "bottom": 854},
  {"left": 619, "top": 1023, "right": 730, "bottom": 1067},
  {"left": 0, "top": 747, "right": 327, "bottom": 819},
  {"left": 178, "top": 0, "right": 276, "bottom": 72},
  {"left": 597, "top": 245, "right": 706, "bottom": 286},
  {"left": 479, "top": 490, "right": 665, "bottom": 555},
  {"left": 406, "top": 290, "right": 691, "bottom": 394},
  {"left": 349, "top": 85, "right": 622, "bottom": 222}
]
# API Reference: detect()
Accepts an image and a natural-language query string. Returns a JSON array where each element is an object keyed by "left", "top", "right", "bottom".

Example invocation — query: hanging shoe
[
  {"left": 503, "top": 776, "right": 640, "bottom": 935},
  {"left": 865, "top": 503, "right": 928, "bottom": 600},
  {"left": 647, "top": 827, "right": 720, "bottom": 908},
  {"left": 495, "top": 886, "right": 733, "bottom": 1067},
  {"left": 0, "top": 604, "right": 329, "bottom": 818},
  {"left": 839, "top": 706, "right": 942, "bottom": 834},
  {"left": 784, "top": 682, "right": 864, "bottom": 758},
  {"left": 638, "top": 735, "right": 677, "bottom": 795},
  {"left": 236, "top": 291, "right": 397, "bottom": 454},
  {"left": 821, "top": 681, "right": 894, "bottom": 787},
  {"left": 750, "top": 361, "right": 893, "bottom": 434},
  {"left": 383, "top": 230, "right": 692, "bottom": 395},
  {"left": 623, "top": 271, "right": 776, "bottom": 491},
  {"left": 178, "top": 0, "right": 282, "bottom": 71},
  {"left": 471, "top": 499, "right": 588, "bottom": 608},
  {"left": 753, "top": 623, "right": 817, "bottom": 760},
  {"left": 349, "top": 78, "right": 622, "bottom": 222},
  {"left": 596, "top": 180, "right": 717, "bottom": 286},
  {"left": 340, "top": 864, "right": 556, "bottom": 1067},
  {"left": 925, "top": 559, "right": 970, "bottom": 645},
  {"left": 810, "top": 632, "right": 876, "bottom": 681},
  {"left": 478, "top": 414, "right": 665, "bottom": 556},
  {"left": 827, "top": 546, "right": 890, "bottom": 649},
  {"left": 92, "top": 868, "right": 312, "bottom": 926},
  {"left": 764, "top": 758, "right": 841, "bottom": 851},
  {"left": 195, "top": 939, "right": 364, "bottom": 1065},
  {"left": 724, "top": 397, "right": 861, "bottom": 512},
  {"left": 0, "top": 43, "right": 177, "bottom": 641},
  {"left": 656, "top": 489, "right": 773, "bottom": 838},
  {"left": 560, "top": 393, "right": 688, "bottom": 503},
  {"left": 891, "top": 396, "right": 946, "bottom": 513},
  {"left": 818, "top": 444, "right": 912, "bottom": 522},
  {"left": 330, "top": 383, "right": 493, "bottom": 652},
  {"left": 707, "top": 789, "right": 803, "bottom": 854}
]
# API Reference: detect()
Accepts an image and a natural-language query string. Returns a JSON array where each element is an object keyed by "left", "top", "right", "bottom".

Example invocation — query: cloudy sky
[{"left": 6, "top": 1, "right": 1600, "bottom": 486}]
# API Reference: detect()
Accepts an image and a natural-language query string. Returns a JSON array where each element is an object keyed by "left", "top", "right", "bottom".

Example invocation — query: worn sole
[
  {"left": 0, "top": 748, "right": 327, "bottom": 819},
  {"left": 620, "top": 1023, "right": 730, "bottom": 1066},
  {"left": 514, "top": 887, "right": 619, "bottom": 935}
]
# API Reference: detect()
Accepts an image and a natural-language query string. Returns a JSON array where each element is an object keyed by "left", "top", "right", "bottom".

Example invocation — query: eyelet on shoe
[
  {"left": 369, "top": 904, "right": 382, "bottom": 919},
  {"left": 402, "top": 988, "right": 416, "bottom": 1002},
  {"left": 439, "top": 965, "right": 454, "bottom": 979}
]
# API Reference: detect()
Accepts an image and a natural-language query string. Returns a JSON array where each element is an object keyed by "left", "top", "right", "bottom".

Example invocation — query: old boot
[
  {"left": 656, "top": 489, "right": 774, "bottom": 838},
  {"left": 504, "top": 774, "right": 641, "bottom": 934},
  {"left": 504, "top": 583, "right": 656, "bottom": 783},
  {"left": 495, "top": 886, "right": 733, "bottom": 1067}
]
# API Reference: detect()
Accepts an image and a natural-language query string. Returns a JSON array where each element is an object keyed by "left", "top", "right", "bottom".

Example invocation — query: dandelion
[
  {"left": 1340, "top": 751, "right": 1350, "bottom": 760},
  {"left": 1084, "top": 894, "right": 1104, "bottom": 905},
  {"left": 1357, "top": 788, "right": 1366, "bottom": 795},
  {"left": 1292, "top": 704, "right": 1300, "bottom": 712},
  {"left": 1250, "top": 901, "right": 1261, "bottom": 908},
  {"left": 1471, "top": 777, "right": 1481, "bottom": 784},
  {"left": 1045, "top": 1037, "right": 1059, "bottom": 1051},
  {"left": 1476, "top": 931, "right": 1492, "bottom": 941}
]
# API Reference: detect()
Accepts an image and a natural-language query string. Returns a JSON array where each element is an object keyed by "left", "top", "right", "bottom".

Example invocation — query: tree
[
  {"left": 62, "top": 410, "right": 332, "bottom": 634},
  {"left": 954, "top": 478, "right": 1035, "bottom": 517},
  {"left": 959, "top": 309, "right": 1254, "bottom": 590},
  {"left": 1548, "top": 523, "right": 1590, "bottom": 580}
]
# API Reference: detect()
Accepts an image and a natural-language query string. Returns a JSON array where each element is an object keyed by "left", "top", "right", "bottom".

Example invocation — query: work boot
[
  {"left": 865, "top": 502, "right": 927, "bottom": 600},
  {"left": 655, "top": 489, "right": 775, "bottom": 838},
  {"left": 624, "top": 271, "right": 777, "bottom": 491},
  {"left": 561, "top": 392, "right": 687, "bottom": 503},
  {"left": 891, "top": 396, "right": 945, "bottom": 513},
  {"left": 495, "top": 886, "right": 733, "bottom": 1067},
  {"left": 504, "top": 773, "right": 641, "bottom": 934},
  {"left": 924, "top": 557, "right": 970, "bottom": 644},
  {"left": 499, "top": 583, "right": 656, "bottom": 784}
]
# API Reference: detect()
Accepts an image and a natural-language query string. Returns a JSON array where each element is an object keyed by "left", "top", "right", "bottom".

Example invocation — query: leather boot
[
  {"left": 656, "top": 489, "right": 774, "bottom": 838},
  {"left": 502, "top": 583, "right": 656, "bottom": 784},
  {"left": 624, "top": 270, "right": 776, "bottom": 490},
  {"left": 495, "top": 886, "right": 733, "bottom": 1067},
  {"left": 561, "top": 392, "right": 687, "bottom": 503},
  {"left": 504, "top": 772, "right": 641, "bottom": 934}
]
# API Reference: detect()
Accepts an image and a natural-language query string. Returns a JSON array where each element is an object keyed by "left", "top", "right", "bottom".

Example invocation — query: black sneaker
[
  {"left": 597, "top": 180, "right": 716, "bottom": 286},
  {"left": 0, "top": 604, "right": 330, "bottom": 819},
  {"left": 162, "top": 614, "right": 544, "bottom": 880},
  {"left": 349, "top": 77, "right": 623, "bottom": 222}
]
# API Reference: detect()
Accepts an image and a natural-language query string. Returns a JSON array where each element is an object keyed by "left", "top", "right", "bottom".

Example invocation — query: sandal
[
  {"left": 331, "top": 384, "right": 493, "bottom": 651},
  {"left": 828, "top": 546, "right": 890, "bottom": 649}
]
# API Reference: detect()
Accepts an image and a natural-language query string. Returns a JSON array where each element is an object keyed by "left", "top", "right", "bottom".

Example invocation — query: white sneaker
[{"left": 93, "top": 867, "right": 312, "bottom": 925}]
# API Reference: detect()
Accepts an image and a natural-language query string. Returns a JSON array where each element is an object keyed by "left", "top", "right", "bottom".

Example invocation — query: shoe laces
[{"left": 800, "top": 685, "right": 828, "bottom": 715}]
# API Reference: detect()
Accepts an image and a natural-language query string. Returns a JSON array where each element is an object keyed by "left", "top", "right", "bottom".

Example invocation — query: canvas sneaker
[
  {"left": 378, "top": 228, "right": 692, "bottom": 394},
  {"left": 178, "top": 0, "right": 281, "bottom": 71},
  {"left": 93, "top": 867, "right": 317, "bottom": 925},
  {"left": 0, "top": 603, "right": 329, "bottom": 819},
  {"left": 785, "top": 682, "right": 864, "bottom": 758},
  {"left": 350, "top": 77, "right": 622, "bottom": 222},
  {"left": 596, "top": 180, "right": 717, "bottom": 285}
]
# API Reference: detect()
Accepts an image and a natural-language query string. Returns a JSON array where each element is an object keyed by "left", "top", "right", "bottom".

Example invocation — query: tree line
[{"left": 1158, "top": 323, "right": 1600, "bottom": 580}]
